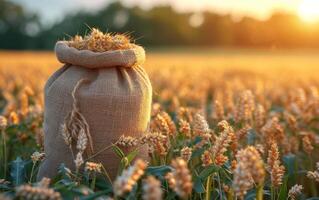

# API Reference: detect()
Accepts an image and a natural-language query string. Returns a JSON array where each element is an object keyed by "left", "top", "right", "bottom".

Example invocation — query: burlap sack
[{"left": 37, "top": 41, "right": 152, "bottom": 180}]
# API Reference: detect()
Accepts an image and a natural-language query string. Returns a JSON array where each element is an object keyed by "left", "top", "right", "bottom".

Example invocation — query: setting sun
[{"left": 298, "top": 0, "right": 319, "bottom": 23}]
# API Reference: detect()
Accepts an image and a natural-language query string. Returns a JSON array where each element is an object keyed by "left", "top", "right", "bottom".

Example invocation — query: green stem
[
  {"left": 194, "top": 169, "right": 205, "bottom": 199},
  {"left": 90, "top": 172, "right": 96, "bottom": 190},
  {"left": 2, "top": 129, "right": 7, "bottom": 178},
  {"left": 309, "top": 157, "right": 318, "bottom": 196},
  {"left": 256, "top": 184, "right": 264, "bottom": 200},
  {"left": 205, "top": 175, "right": 213, "bottom": 200},
  {"left": 29, "top": 162, "right": 36, "bottom": 183},
  {"left": 217, "top": 172, "right": 223, "bottom": 200},
  {"left": 85, "top": 143, "right": 117, "bottom": 161},
  {"left": 101, "top": 165, "right": 113, "bottom": 186},
  {"left": 271, "top": 186, "right": 274, "bottom": 200}
]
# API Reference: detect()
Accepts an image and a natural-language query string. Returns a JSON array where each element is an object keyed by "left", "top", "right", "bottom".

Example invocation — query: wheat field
[{"left": 0, "top": 49, "right": 319, "bottom": 200}]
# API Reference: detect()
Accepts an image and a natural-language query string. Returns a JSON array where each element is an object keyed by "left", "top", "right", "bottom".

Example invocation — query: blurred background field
[
  {"left": 1, "top": 48, "right": 319, "bottom": 80},
  {"left": 1, "top": 47, "right": 318, "bottom": 113}
]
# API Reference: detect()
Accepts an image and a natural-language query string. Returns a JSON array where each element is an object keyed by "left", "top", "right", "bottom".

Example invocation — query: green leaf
[
  {"left": 278, "top": 176, "right": 288, "bottom": 200},
  {"left": 56, "top": 163, "right": 72, "bottom": 181},
  {"left": 165, "top": 191, "right": 178, "bottom": 200},
  {"left": 118, "top": 155, "right": 133, "bottom": 175},
  {"left": 95, "top": 176, "right": 112, "bottom": 190},
  {"left": 191, "top": 148, "right": 205, "bottom": 159},
  {"left": 126, "top": 149, "right": 139, "bottom": 164},
  {"left": 283, "top": 154, "right": 296, "bottom": 176},
  {"left": 245, "top": 191, "right": 256, "bottom": 200},
  {"left": 198, "top": 165, "right": 220, "bottom": 180},
  {"left": 71, "top": 185, "right": 94, "bottom": 196},
  {"left": 146, "top": 165, "right": 173, "bottom": 178},
  {"left": 54, "top": 180, "right": 77, "bottom": 192},
  {"left": 191, "top": 136, "right": 202, "bottom": 146},
  {"left": 10, "top": 157, "right": 26, "bottom": 186},
  {"left": 194, "top": 178, "right": 205, "bottom": 193},
  {"left": 111, "top": 144, "right": 125, "bottom": 159}
]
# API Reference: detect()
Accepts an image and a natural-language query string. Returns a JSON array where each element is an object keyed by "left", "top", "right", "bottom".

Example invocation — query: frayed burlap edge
[{"left": 55, "top": 41, "right": 145, "bottom": 69}]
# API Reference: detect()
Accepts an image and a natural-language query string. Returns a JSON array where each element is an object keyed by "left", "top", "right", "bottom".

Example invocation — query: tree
[{"left": 0, "top": 0, "right": 40, "bottom": 49}]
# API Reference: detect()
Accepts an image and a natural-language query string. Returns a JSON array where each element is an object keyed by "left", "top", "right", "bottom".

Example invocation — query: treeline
[{"left": 1, "top": 0, "right": 319, "bottom": 50}]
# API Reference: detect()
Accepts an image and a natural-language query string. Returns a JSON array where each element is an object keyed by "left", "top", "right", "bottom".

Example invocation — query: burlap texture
[{"left": 37, "top": 41, "right": 152, "bottom": 180}]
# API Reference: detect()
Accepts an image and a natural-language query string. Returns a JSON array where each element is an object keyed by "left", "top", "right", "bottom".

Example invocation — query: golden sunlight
[{"left": 298, "top": 0, "right": 319, "bottom": 23}]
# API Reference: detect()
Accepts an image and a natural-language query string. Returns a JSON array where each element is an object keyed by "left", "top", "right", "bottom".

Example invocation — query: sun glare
[{"left": 298, "top": 0, "right": 319, "bottom": 23}]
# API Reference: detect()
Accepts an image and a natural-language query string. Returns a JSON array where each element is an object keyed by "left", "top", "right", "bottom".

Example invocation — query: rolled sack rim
[{"left": 55, "top": 41, "right": 146, "bottom": 69}]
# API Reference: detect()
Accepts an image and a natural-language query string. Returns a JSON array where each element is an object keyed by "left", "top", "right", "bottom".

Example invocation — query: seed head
[
  {"left": 236, "top": 125, "right": 251, "bottom": 140},
  {"left": 307, "top": 162, "right": 319, "bottom": 182},
  {"left": 117, "top": 135, "right": 139, "bottom": 147},
  {"left": 85, "top": 162, "right": 102, "bottom": 173},
  {"left": 177, "top": 107, "right": 193, "bottom": 123},
  {"left": 193, "top": 133, "right": 211, "bottom": 149},
  {"left": 31, "top": 151, "right": 45, "bottom": 163},
  {"left": 233, "top": 146, "right": 265, "bottom": 198},
  {"left": 74, "top": 152, "right": 84, "bottom": 170},
  {"left": 233, "top": 161, "right": 253, "bottom": 199},
  {"left": 76, "top": 128, "right": 88, "bottom": 152},
  {"left": 288, "top": 184, "right": 303, "bottom": 200},
  {"left": 28, "top": 104, "right": 43, "bottom": 119},
  {"left": 180, "top": 147, "right": 192, "bottom": 162},
  {"left": 302, "top": 135, "right": 314, "bottom": 154},
  {"left": 261, "top": 117, "right": 284, "bottom": 144},
  {"left": 212, "top": 100, "right": 224, "bottom": 121},
  {"left": 211, "top": 120, "right": 234, "bottom": 166},
  {"left": 178, "top": 119, "right": 191, "bottom": 138},
  {"left": 152, "top": 113, "right": 171, "bottom": 135},
  {"left": 284, "top": 112, "right": 298, "bottom": 131},
  {"left": 193, "top": 113, "right": 210, "bottom": 136},
  {"left": 307, "top": 171, "right": 319, "bottom": 182},
  {"left": 140, "top": 132, "right": 167, "bottom": 145},
  {"left": 235, "top": 90, "right": 255, "bottom": 124},
  {"left": 160, "top": 111, "right": 176, "bottom": 135},
  {"left": 37, "top": 177, "right": 51, "bottom": 188},
  {"left": 19, "top": 92, "right": 29, "bottom": 117},
  {"left": 254, "top": 104, "right": 265, "bottom": 129},
  {"left": 140, "top": 132, "right": 169, "bottom": 156},
  {"left": 0, "top": 116, "right": 7, "bottom": 129},
  {"left": 201, "top": 150, "right": 212, "bottom": 167},
  {"left": 224, "top": 87, "right": 235, "bottom": 117},
  {"left": 114, "top": 159, "right": 147, "bottom": 197},
  {"left": 142, "top": 176, "right": 163, "bottom": 200},
  {"left": 61, "top": 123, "right": 72, "bottom": 146},
  {"left": 16, "top": 181, "right": 61, "bottom": 200},
  {"left": 165, "top": 158, "right": 192, "bottom": 198},
  {"left": 8, "top": 111, "right": 19, "bottom": 125}
]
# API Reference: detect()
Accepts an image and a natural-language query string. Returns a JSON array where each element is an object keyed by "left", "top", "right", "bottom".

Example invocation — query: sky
[{"left": 12, "top": 0, "right": 305, "bottom": 25}]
